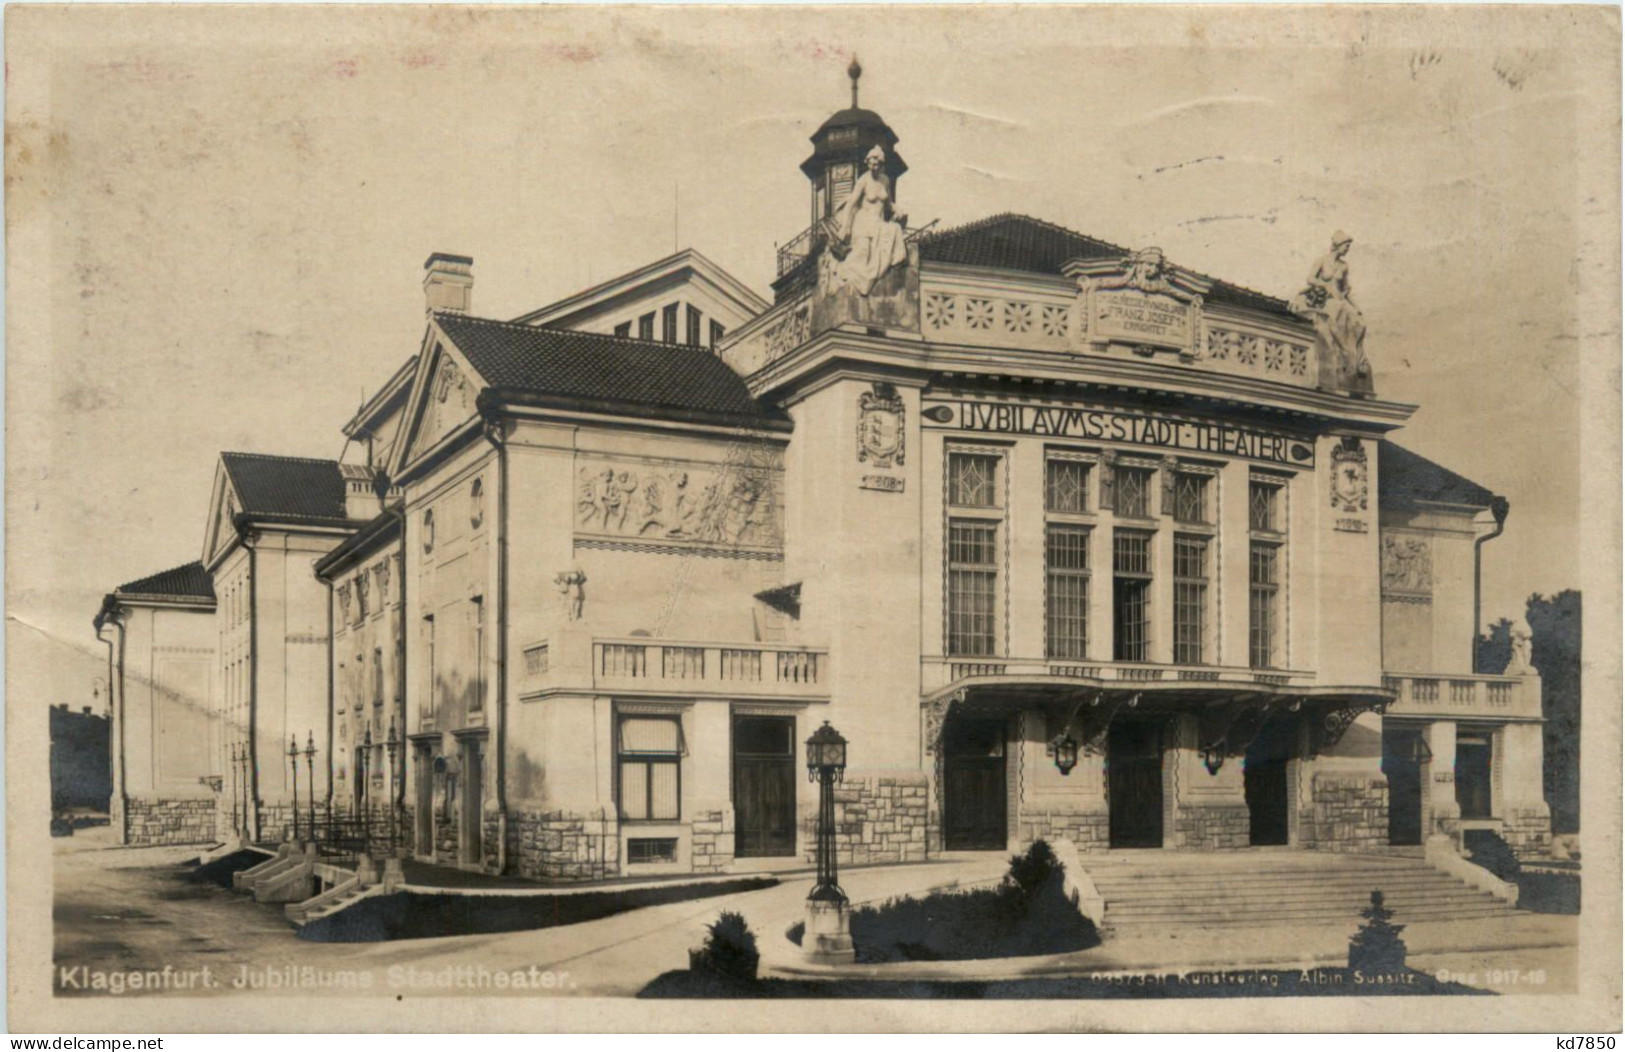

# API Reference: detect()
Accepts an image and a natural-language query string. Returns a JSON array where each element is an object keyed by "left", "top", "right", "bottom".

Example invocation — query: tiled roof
[
  {"left": 220, "top": 452, "right": 350, "bottom": 522},
  {"left": 115, "top": 561, "right": 215, "bottom": 601},
  {"left": 916, "top": 213, "right": 1298, "bottom": 319},
  {"left": 1379, "top": 441, "right": 1498, "bottom": 509},
  {"left": 433, "top": 313, "right": 787, "bottom": 427}
]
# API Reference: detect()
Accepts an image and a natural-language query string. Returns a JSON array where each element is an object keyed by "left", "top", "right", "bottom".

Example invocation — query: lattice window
[
  {"left": 1171, "top": 472, "right": 1210, "bottom": 525},
  {"left": 948, "top": 520, "right": 999, "bottom": 657},
  {"left": 1173, "top": 535, "right": 1209, "bottom": 665},
  {"left": 1250, "top": 480, "right": 1283, "bottom": 533},
  {"left": 924, "top": 293, "right": 956, "bottom": 330},
  {"left": 1003, "top": 301, "right": 1033, "bottom": 333},
  {"left": 1046, "top": 457, "right": 1090, "bottom": 514},
  {"left": 1113, "top": 531, "right": 1153, "bottom": 662},
  {"left": 1046, "top": 524, "right": 1090, "bottom": 660},
  {"left": 948, "top": 452, "right": 1001, "bottom": 508},
  {"left": 1249, "top": 541, "right": 1280, "bottom": 668},
  {"left": 1116, "top": 467, "right": 1153, "bottom": 518},
  {"left": 617, "top": 716, "right": 682, "bottom": 822},
  {"left": 965, "top": 298, "right": 995, "bottom": 330},
  {"left": 523, "top": 644, "right": 550, "bottom": 675}
]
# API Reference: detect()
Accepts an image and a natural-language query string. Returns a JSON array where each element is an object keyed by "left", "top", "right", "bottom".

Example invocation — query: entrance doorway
[
  {"left": 1108, "top": 719, "right": 1164, "bottom": 848},
  {"left": 1455, "top": 730, "right": 1493, "bottom": 820},
  {"left": 1382, "top": 727, "right": 1428, "bottom": 845},
  {"left": 732, "top": 715, "right": 796, "bottom": 858},
  {"left": 459, "top": 737, "right": 483, "bottom": 866},
  {"left": 943, "top": 718, "right": 1007, "bottom": 850},
  {"left": 413, "top": 741, "right": 434, "bottom": 857},
  {"left": 1244, "top": 719, "right": 1294, "bottom": 846}
]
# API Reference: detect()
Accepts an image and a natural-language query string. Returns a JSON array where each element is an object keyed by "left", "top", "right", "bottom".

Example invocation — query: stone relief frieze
[
  {"left": 1381, "top": 532, "right": 1433, "bottom": 595},
  {"left": 574, "top": 457, "right": 782, "bottom": 550}
]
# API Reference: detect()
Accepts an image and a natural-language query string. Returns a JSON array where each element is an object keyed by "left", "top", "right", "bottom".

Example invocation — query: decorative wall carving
[
  {"left": 555, "top": 568, "right": 586, "bottom": 622},
  {"left": 575, "top": 457, "right": 782, "bottom": 550},
  {"left": 763, "top": 297, "right": 812, "bottom": 363},
  {"left": 1381, "top": 533, "right": 1433, "bottom": 595},
  {"left": 1069, "top": 249, "right": 1210, "bottom": 361},
  {"left": 1330, "top": 437, "right": 1369, "bottom": 513},
  {"left": 857, "top": 382, "right": 905, "bottom": 469}
]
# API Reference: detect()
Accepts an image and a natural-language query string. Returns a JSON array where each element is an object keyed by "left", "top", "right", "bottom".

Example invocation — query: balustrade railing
[{"left": 592, "top": 639, "right": 828, "bottom": 697}]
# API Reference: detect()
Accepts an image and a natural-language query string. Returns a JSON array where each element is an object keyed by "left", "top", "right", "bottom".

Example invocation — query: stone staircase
[
  {"left": 1087, "top": 850, "right": 1522, "bottom": 929},
  {"left": 284, "top": 876, "right": 381, "bottom": 928}
]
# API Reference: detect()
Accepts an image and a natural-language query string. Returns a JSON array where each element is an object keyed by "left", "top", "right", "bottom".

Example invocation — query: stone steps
[{"left": 1089, "top": 851, "right": 1521, "bottom": 930}]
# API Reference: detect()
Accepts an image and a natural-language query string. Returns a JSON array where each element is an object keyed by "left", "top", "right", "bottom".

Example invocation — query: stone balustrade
[{"left": 1383, "top": 671, "right": 1540, "bottom": 719}]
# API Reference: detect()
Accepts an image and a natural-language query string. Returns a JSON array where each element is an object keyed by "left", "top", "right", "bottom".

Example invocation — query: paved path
[{"left": 53, "top": 830, "right": 1577, "bottom": 999}]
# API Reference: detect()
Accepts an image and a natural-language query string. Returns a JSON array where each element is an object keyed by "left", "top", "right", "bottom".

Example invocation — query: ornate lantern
[
  {"left": 804, "top": 721, "right": 848, "bottom": 782},
  {"left": 1050, "top": 734, "right": 1080, "bottom": 776}
]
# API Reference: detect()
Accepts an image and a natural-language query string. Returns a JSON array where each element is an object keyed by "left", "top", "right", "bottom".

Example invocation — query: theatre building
[{"left": 93, "top": 69, "right": 1550, "bottom": 872}]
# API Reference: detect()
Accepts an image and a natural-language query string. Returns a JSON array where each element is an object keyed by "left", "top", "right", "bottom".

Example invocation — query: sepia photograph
[{"left": 5, "top": 3, "right": 1620, "bottom": 1034}]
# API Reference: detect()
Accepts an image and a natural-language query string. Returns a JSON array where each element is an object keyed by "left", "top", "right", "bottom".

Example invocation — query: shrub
[
  {"left": 1347, "top": 890, "right": 1407, "bottom": 974},
  {"left": 1004, "top": 839, "right": 1063, "bottom": 903},
  {"left": 693, "top": 910, "right": 760, "bottom": 981}
]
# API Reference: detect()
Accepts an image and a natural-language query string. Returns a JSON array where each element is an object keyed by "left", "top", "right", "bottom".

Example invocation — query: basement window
[{"left": 627, "top": 837, "right": 678, "bottom": 865}]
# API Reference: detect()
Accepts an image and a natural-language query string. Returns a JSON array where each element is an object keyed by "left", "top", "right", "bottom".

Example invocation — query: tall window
[
  {"left": 1046, "top": 457, "right": 1090, "bottom": 514},
  {"left": 947, "top": 521, "right": 999, "bottom": 656},
  {"left": 709, "top": 320, "right": 726, "bottom": 349},
  {"left": 1171, "top": 471, "right": 1210, "bottom": 525},
  {"left": 686, "top": 304, "right": 703, "bottom": 346},
  {"left": 1172, "top": 535, "right": 1209, "bottom": 664},
  {"left": 662, "top": 303, "right": 680, "bottom": 344},
  {"left": 1116, "top": 466, "right": 1153, "bottom": 518},
  {"left": 423, "top": 614, "right": 436, "bottom": 721},
  {"left": 1046, "top": 524, "right": 1090, "bottom": 660},
  {"left": 1249, "top": 543, "right": 1280, "bottom": 668},
  {"left": 617, "top": 715, "right": 681, "bottom": 821},
  {"left": 1249, "top": 478, "right": 1286, "bottom": 669},
  {"left": 372, "top": 646, "right": 384, "bottom": 707},
  {"left": 1113, "top": 531, "right": 1153, "bottom": 661},
  {"left": 637, "top": 312, "right": 655, "bottom": 341},
  {"left": 470, "top": 596, "right": 485, "bottom": 713}
]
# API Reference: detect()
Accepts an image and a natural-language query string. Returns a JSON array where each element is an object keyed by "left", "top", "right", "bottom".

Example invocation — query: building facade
[{"left": 94, "top": 73, "right": 1549, "bottom": 870}]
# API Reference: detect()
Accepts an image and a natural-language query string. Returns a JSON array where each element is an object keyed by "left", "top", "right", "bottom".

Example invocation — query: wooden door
[
  {"left": 1245, "top": 719, "right": 1293, "bottom": 846},
  {"left": 944, "top": 719, "right": 1007, "bottom": 851},
  {"left": 733, "top": 716, "right": 797, "bottom": 858},
  {"left": 460, "top": 739, "right": 483, "bottom": 865},
  {"left": 414, "top": 742, "right": 434, "bottom": 857},
  {"left": 1455, "top": 733, "right": 1493, "bottom": 820},
  {"left": 1108, "top": 720, "right": 1163, "bottom": 848},
  {"left": 1383, "top": 728, "right": 1424, "bottom": 846}
]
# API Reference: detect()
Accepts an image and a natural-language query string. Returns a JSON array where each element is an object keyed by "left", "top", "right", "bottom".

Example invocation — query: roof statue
[
  {"left": 827, "top": 144, "right": 911, "bottom": 297},
  {"left": 1291, "top": 230, "right": 1374, "bottom": 395}
]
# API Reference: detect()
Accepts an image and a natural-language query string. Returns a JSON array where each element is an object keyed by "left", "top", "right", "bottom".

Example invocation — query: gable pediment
[
  {"left": 201, "top": 461, "right": 241, "bottom": 568},
  {"left": 388, "top": 322, "right": 486, "bottom": 480}
]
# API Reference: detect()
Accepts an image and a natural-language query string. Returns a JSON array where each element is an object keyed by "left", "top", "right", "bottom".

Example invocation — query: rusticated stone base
[
  {"left": 1300, "top": 774, "right": 1388, "bottom": 851},
  {"left": 1018, "top": 807, "right": 1109, "bottom": 851},
  {"left": 803, "top": 774, "right": 929, "bottom": 866},
  {"left": 507, "top": 810, "right": 619, "bottom": 883},
  {"left": 1501, "top": 806, "right": 1552, "bottom": 859},
  {"left": 122, "top": 797, "right": 217, "bottom": 846},
  {"left": 691, "top": 809, "right": 735, "bottom": 873},
  {"left": 1173, "top": 804, "right": 1252, "bottom": 850}
]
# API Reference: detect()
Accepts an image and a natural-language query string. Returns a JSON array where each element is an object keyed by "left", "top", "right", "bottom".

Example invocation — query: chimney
[
  {"left": 340, "top": 463, "right": 383, "bottom": 520},
  {"left": 424, "top": 252, "right": 473, "bottom": 314}
]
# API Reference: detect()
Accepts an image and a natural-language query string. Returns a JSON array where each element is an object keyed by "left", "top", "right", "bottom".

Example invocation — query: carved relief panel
[
  {"left": 1381, "top": 532, "right": 1434, "bottom": 597},
  {"left": 574, "top": 452, "right": 783, "bottom": 551}
]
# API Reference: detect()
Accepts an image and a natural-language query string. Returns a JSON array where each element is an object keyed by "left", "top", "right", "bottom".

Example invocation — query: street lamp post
[
  {"left": 237, "top": 743, "right": 252, "bottom": 842},
  {"left": 229, "top": 743, "right": 240, "bottom": 837},
  {"left": 304, "top": 732, "right": 317, "bottom": 845},
  {"left": 360, "top": 724, "right": 373, "bottom": 854},
  {"left": 385, "top": 717, "right": 400, "bottom": 855},
  {"left": 803, "top": 721, "right": 854, "bottom": 965},
  {"left": 287, "top": 735, "right": 301, "bottom": 842}
]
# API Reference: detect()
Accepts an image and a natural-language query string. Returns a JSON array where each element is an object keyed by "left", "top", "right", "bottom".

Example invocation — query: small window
[
  {"left": 614, "top": 321, "right": 632, "bottom": 338},
  {"left": 948, "top": 452, "right": 1001, "bottom": 508},
  {"left": 627, "top": 837, "right": 678, "bottom": 865},
  {"left": 637, "top": 313, "right": 655, "bottom": 341},
  {"left": 1250, "top": 480, "right": 1283, "bottom": 533},
  {"left": 1046, "top": 457, "right": 1091, "bottom": 514},
  {"left": 470, "top": 477, "right": 484, "bottom": 530},
  {"left": 662, "top": 303, "right": 680, "bottom": 344},
  {"left": 618, "top": 715, "right": 682, "bottom": 821},
  {"left": 686, "top": 304, "right": 703, "bottom": 347},
  {"left": 710, "top": 320, "right": 726, "bottom": 349},
  {"left": 1116, "top": 467, "right": 1153, "bottom": 519},
  {"left": 422, "top": 509, "right": 435, "bottom": 554},
  {"left": 1171, "top": 472, "right": 1210, "bottom": 525}
]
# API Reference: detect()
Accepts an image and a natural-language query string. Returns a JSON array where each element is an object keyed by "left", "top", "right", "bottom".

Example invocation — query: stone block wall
[
  {"left": 507, "top": 809, "right": 619, "bottom": 883},
  {"left": 1018, "top": 806, "right": 1109, "bottom": 852},
  {"left": 1501, "top": 806, "right": 1552, "bottom": 859},
  {"left": 1173, "top": 804, "right": 1251, "bottom": 850},
  {"left": 123, "top": 797, "right": 217, "bottom": 846},
  {"left": 803, "top": 774, "right": 930, "bottom": 866},
  {"left": 691, "top": 808, "right": 736, "bottom": 873},
  {"left": 1300, "top": 774, "right": 1388, "bottom": 851}
]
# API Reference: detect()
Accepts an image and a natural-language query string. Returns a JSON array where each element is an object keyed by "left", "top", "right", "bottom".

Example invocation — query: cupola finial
[{"left": 848, "top": 55, "right": 862, "bottom": 109}]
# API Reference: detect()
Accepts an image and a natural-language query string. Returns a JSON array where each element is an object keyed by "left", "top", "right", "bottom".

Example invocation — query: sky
[{"left": 7, "top": 5, "right": 1615, "bottom": 705}]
